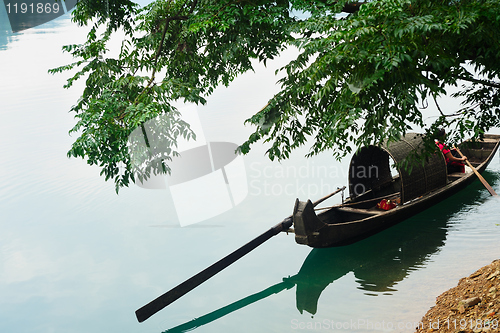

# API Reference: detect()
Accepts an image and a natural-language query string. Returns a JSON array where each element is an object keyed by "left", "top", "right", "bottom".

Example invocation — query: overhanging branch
[
  {"left": 342, "top": 2, "right": 363, "bottom": 13},
  {"left": 294, "top": 0, "right": 364, "bottom": 13},
  {"left": 458, "top": 75, "right": 500, "bottom": 89}
]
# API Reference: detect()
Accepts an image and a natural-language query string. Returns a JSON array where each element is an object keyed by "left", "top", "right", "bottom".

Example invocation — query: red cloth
[
  {"left": 377, "top": 199, "right": 397, "bottom": 210},
  {"left": 437, "top": 142, "right": 450, "bottom": 163},
  {"left": 436, "top": 141, "right": 465, "bottom": 173}
]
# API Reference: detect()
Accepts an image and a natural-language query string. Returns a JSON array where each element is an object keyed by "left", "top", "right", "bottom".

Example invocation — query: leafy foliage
[
  {"left": 242, "top": 0, "right": 500, "bottom": 160},
  {"left": 52, "top": 0, "right": 500, "bottom": 191}
]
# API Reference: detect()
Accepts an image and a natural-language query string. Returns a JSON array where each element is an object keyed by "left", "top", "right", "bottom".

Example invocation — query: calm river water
[{"left": 1, "top": 4, "right": 499, "bottom": 333}]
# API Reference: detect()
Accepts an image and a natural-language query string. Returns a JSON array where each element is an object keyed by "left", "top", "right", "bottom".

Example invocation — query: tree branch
[
  {"left": 133, "top": 19, "right": 169, "bottom": 104},
  {"left": 318, "top": 0, "right": 364, "bottom": 13},
  {"left": 457, "top": 75, "right": 500, "bottom": 89},
  {"left": 150, "top": 0, "right": 199, "bottom": 83},
  {"left": 135, "top": 0, "right": 199, "bottom": 104},
  {"left": 433, "top": 94, "right": 445, "bottom": 116},
  {"left": 342, "top": 2, "right": 363, "bottom": 13}
]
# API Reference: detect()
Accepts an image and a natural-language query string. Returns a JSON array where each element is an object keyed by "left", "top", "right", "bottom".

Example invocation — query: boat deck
[{"left": 335, "top": 206, "right": 384, "bottom": 216}]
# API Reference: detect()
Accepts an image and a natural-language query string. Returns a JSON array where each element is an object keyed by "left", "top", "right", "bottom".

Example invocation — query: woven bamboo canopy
[{"left": 348, "top": 133, "right": 447, "bottom": 203}]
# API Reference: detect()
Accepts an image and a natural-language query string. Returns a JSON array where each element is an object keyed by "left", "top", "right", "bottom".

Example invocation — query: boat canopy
[{"left": 348, "top": 133, "right": 447, "bottom": 203}]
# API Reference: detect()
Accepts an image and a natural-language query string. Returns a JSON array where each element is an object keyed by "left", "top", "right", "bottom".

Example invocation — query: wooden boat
[
  {"left": 293, "top": 133, "right": 500, "bottom": 248},
  {"left": 135, "top": 133, "right": 500, "bottom": 323}
]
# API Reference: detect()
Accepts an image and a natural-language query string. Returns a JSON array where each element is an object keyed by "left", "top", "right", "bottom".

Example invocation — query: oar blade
[{"left": 454, "top": 146, "right": 498, "bottom": 196}]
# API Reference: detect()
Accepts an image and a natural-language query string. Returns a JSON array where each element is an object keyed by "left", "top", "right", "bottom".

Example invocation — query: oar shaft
[
  {"left": 454, "top": 146, "right": 498, "bottom": 196},
  {"left": 135, "top": 217, "right": 293, "bottom": 322},
  {"left": 312, "top": 186, "right": 346, "bottom": 207},
  {"left": 136, "top": 187, "right": 346, "bottom": 322}
]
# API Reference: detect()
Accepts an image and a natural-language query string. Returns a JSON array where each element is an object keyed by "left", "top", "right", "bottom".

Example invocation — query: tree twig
[
  {"left": 134, "top": 0, "right": 198, "bottom": 104},
  {"left": 433, "top": 94, "right": 445, "bottom": 116},
  {"left": 457, "top": 75, "right": 500, "bottom": 89}
]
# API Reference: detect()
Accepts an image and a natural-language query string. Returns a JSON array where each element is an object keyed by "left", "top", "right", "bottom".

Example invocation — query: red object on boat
[{"left": 377, "top": 199, "right": 397, "bottom": 211}]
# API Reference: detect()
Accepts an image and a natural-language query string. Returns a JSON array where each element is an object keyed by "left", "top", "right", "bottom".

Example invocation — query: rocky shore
[{"left": 415, "top": 260, "right": 500, "bottom": 333}]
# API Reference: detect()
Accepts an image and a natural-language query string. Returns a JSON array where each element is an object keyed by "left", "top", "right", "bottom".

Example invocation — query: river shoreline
[{"left": 415, "top": 259, "right": 500, "bottom": 333}]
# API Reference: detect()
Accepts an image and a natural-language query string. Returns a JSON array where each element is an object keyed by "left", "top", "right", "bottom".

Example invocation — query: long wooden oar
[
  {"left": 135, "top": 186, "right": 346, "bottom": 322},
  {"left": 454, "top": 146, "right": 498, "bottom": 196}
]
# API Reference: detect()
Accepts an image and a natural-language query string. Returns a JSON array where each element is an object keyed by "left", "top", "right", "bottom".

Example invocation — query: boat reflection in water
[{"left": 162, "top": 172, "right": 497, "bottom": 333}]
